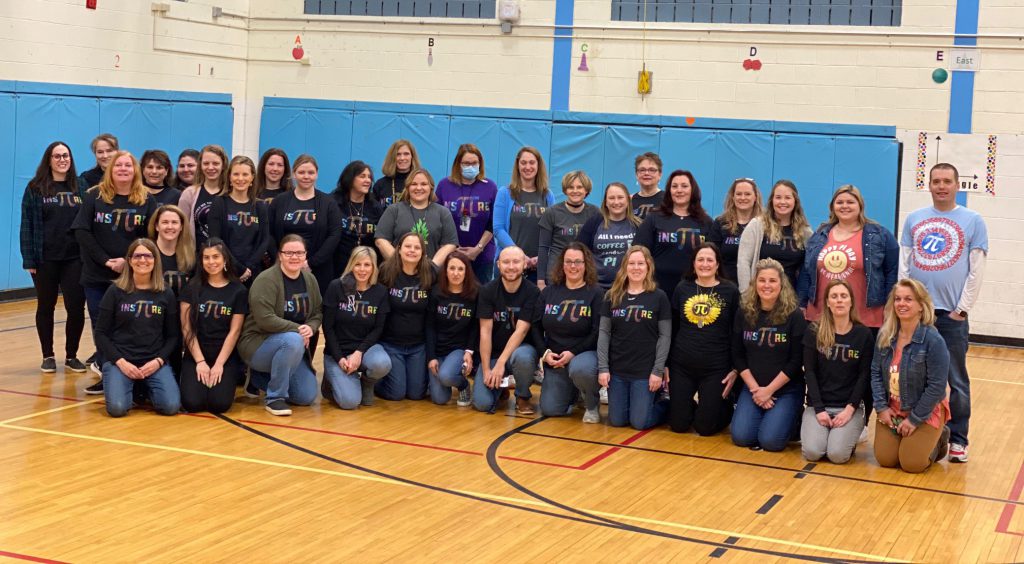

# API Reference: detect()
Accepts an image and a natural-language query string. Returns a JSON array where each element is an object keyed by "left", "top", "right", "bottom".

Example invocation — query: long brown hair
[
  {"left": 876, "top": 279, "right": 936, "bottom": 349},
  {"left": 549, "top": 242, "right": 598, "bottom": 288},
  {"left": 814, "top": 279, "right": 862, "bottom": 353},
  {"left": 824, "top": 184, "right": 871, "bottom": 228},
  {"left": 381, "top": 139, "right": 421, "bottom": 178},
  {"left": 226, "top": 155, "right": 258, "bottom": 200},
  {"left": 196, "top": 144, "right": 229, "bottom": 194},
  {"left": 606, "top": 246, "right": 657, "bottom": 308},
  {"left": 740, "top": 258, "right": 798, "bottom": 326},
  {"left": 114, "top": 238, "right": 165, "bottom": 293},
  {"left": 438, "top": 251, "right": 479, "bottom": 300},
  {"left": 763, "top": 180, "right": 810, "bottom": 249},
  {"left": 255, "top": 148, "right": 292, "bottom": 197},
  {"left": 656, "top": 169, "right": 710, "bottom": 223},
  {"left": 29, "top": 141, "right": 79, "bottom": 197},
  {"left": 380, "top": 232, "right": 434, "bottom": 289},
  {"left": 449, "top": 143, "right": 486, "bottom": 184},
  {"left": 719, "top": 178, "right": 763, "bottom": 234},
  {"left": 97, "top": 151, "right": 149, "bottom": 205},
  {"left": 509, "top": 146, "right": 549, "bottom": 200},
  {"left": 147, "top": 205, "right": 196, "bottom": 273}
]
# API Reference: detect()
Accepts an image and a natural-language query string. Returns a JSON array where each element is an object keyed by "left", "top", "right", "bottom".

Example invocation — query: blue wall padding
[
  {"left": 833, "top": 136, "right": 899, "bottom": 231},
  {"left": 602, "top": 125, "right": 660, "bottom": 203},
  {"left": 712, "top": 131, "right": 776, "bottom": 214},
  {"left": 773, "top": 133, "right": 837, "bottom": 228},
  {"left": 548, "top": 124, "right": 605, "bottom": 203},
  {"left": 658, "top": 128, "right": 717, "bottom": 209},
  {"left": 1, "top": 83, "right": 232, "bottom": 291}
]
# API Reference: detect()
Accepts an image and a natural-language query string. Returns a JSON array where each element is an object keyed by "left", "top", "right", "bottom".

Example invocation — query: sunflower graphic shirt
[{"left": 670, "top": 280, "right": 740, "bottom": 372}]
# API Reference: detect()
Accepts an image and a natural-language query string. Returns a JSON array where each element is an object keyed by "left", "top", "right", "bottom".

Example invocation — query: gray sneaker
[
  {"left": 65, "top": 358, "right": 87, "bottom": 373},
  {"left": 599, "top": 387, "right": 609, "bottom": 405},
  {"left": 360, "top": 374, "right": 375, "bottom": 406},
  {"left": 457, "top": 382, "right": 472, "bottom": 407},
  {"left": 265, "top": 399, "right": 292, "bottom": 416},
  {"left": 40, "top": 357, "right": 57, "bottom": 373},
  {"left": 582, "top": 408, "right": 600, "bottom": 424}
]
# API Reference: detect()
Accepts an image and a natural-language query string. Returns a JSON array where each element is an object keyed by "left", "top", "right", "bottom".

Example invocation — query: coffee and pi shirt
[
  {"left": 383, "top": 271, "right": 431, "bottom": 347},
  {"left": 601, "top": 289, "right": 671, "bottom": 379},
  {"left": 477, "top": 279, "right": 541, "bottom": 357},
  {"left": 180, "top": 280, "right": 249, "bottom": 359},
  {"left": 901, "top": 205, "right": 989, "bottom": 312},
  {"left": 583, "top": 216, "right": 637, "bottom": 289}
]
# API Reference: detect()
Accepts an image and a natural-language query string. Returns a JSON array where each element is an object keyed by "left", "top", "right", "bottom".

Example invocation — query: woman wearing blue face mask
[{"left": 435, "top": 144, "right": 498, "bottom": 284}]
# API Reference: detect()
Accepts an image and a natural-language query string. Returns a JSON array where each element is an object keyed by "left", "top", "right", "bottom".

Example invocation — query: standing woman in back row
[
  {"left": 634, "top": 170, "right": 714, "bottom": 293},
  {"left": 178, "top": 144, "right": 228, "bottom": 251},
  {"left": 269, "top": 154, "right": 342, "bottom": 297},
  {"left": 493, "top": 147, "right": 554, "bottom": 282},
  {"left": 537, "top": 171, "right": 600, "bottom": 289},
  {"left": 372, "top": 139, "right": 421, "bottom": 209},
  {"left": 436, "top": 143, "right": 498, "bottom": 283},
  {"left": 709, "top": 178, "right": 763, "bottom": 283},
  {"left": 737, "top": 180, "right": 811, "bottom": 292},
  {"left": 79, "top": 133, "right": 118, "bottom": 188},
  {"left": 73, "top": 151, "right": 158, "bottom": 394},
  {"left": 578, "top": 182, "right": 641, "bottom": 290},
  {"left": 20, "top": 141, "right": 88, "bottom": 373},
  {"left": 333, "top": 160, "right": 383, "bottom": 275},
  {"left": 255, "top": 148, "right": 292, "bottom": 203},
  {"left": 208, "top": 155, "right": 271, "bottom": 286},
  {"left": 374, "top": 168, "right": 458, "bottom": 267},
  {"left": 174, "top": 149, "right": 200, "bottom": 191}
]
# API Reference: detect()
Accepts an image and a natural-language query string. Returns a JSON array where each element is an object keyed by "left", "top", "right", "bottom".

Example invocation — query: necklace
[{"left": 348, "top": 200, "right": 366, "bottom": 244}]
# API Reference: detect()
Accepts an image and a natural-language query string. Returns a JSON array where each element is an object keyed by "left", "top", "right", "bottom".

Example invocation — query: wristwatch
[{"left": 954, "top": 308, "right": 968, "bottom": 318}]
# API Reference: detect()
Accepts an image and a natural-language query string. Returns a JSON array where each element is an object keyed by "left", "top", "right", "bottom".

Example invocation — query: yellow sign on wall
[{"left": 637, "top": 69, "right": 653, "bottom": 95}]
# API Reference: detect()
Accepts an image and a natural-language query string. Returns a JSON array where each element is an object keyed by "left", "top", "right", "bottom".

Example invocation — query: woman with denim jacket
[{"left": 871, "top": 279, "right": 951, "bottom": 473}]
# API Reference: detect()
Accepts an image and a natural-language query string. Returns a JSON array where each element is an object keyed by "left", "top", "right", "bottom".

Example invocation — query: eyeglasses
[
  {"left": 281, "top": 251, "right": 307, "bottom": 258},
  {"left": 52, "top": 154, "right": 71, "bottom": 161},
  {"left": 563, "top": 259, "right": 585, "bottom": 266},
  {"left": 636, "top": 167, "right": 660, "bottom": 174},
  {"left": 130, "top": 253, "right": 155, "bottom": 261}
]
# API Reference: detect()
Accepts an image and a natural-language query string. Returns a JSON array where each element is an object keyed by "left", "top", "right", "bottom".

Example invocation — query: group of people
[{"left": 21, "top": 135, "right": 988, "bottom": 474}]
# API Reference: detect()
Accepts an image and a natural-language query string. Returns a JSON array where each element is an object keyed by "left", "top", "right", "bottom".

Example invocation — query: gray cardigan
[{"left": 237, "top": 266, "right": 323, "bottom": 364}]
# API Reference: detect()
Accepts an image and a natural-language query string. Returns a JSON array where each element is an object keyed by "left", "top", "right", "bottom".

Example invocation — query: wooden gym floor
[{"left": 1, "top": 299, "right": 1024, "bottom": 563}]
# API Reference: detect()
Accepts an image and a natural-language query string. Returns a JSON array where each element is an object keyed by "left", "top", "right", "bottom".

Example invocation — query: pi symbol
[{"left": 921, "top": 233, "right": 946, "bottom": 255}]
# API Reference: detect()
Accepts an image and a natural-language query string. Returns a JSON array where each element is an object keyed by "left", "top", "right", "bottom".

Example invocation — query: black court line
[
  {"left": 217, "top": 413, "right": 883, "bottom": 563},
  {"left": 795, "top": 462, "right": 817, "bottom": 479},
  {"left": 520, "top": 431, "right": 1024, "bottom": 507},
  {"left": 757, "top": 494, "right": 784, "bottom": 514},
  {"left": 709, "top": 536, "right": 740, "bottom": 558},
  {"left": 485, "top": 417, "right": 883, "bottom": 563},
  {"left": 0, "top": 320, "right": 65, "bottom": 334}
]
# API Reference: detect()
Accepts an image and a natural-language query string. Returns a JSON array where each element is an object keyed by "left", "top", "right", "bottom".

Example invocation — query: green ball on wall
[{"left": 932, "top": 68, "right": 949, "bottom": 84}]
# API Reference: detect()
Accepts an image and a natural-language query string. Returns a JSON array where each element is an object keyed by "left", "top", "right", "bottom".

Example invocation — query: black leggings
[
  {"left": 179, "top": 354, "right": 244, "bottom": 414},
  {"left": 31, "top": 259, "right": 86, "bottom": 358},
  {"left": 668, "top": 363, "right": 734, "bottom": 436}
]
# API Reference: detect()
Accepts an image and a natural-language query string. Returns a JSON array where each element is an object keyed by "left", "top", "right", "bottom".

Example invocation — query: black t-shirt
[
  {"left": 631, "top": 192, "right": 662, "bottom": 221},
  {"left": 282, "top": 272, "right": 311, "bottom": 324},
  {"left": 477, "top": 279, "right": 540, "bottom": 358},
  {"left": 41, "top": 181, "right": 83, "bottom": 261},
  {"left": 601, "top": 289, "right": 670, "bottom": 379},
  {"left": 258, "top": 187, "right": 287, "bottom": 205},
  {"left": 535, "top": 284, "right": 603, "bottom": 355},
  {"left": 72, "top": 191, "right": 157, "bottom": 285},
  {"left": 635, "top": 212, "right": 714, "bottom": 293},
  {"left": 216, "top": 196, "right": 269, "bottom": 274},
  {"left": 274, "top": 193, "right": 319, "bottom": 244},
  {"left": 149, "top": 186, "right": 182, "bottom": 206},
  {"left": 193, "top": 188, "right": 218, "bottom": 248},
  {"left": 180, "top": 280, "right": 248, "bottom": 359},
  {"left": 426, "top": 287, "right": 479, "bottom": 360},
  {"left": 95, "top": 286, "right": 179, "bottom": 365},
  {"left": 709, "top": 217, "right": 747, "bottom": 283},
  {"left": 670, "top": 280, "right": 740, "bottom": 373},
  {"left": 759, "top": 225, "right": 805, "bottom": 290},
  {"left": 383, "top": 271, "right": 431, "bottom": 347},
  {"left": 160, "top": 251, "right": 191, "bottom": 298},
  {"left": 803, "top": 324, "right": 874, "bottom": 411},
  {"left": 733, "top": 308, "right": 807, "bottom": 391},
  {"left": 323, "top": 280, "right": 389, "bottom": 358},
  {"left": 372, "top": 172, "right": 409, "bottom": 209},
  {"left": 335, "top": 195, "right": 384, "bottom": 270}
]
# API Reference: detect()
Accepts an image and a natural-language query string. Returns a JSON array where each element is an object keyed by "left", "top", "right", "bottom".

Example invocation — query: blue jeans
[
  {"left": 248, "top": 332, "right": 317, "bottom": 406},
  {"left": 607, "top": 374, "right": 667, "bottom": 430},
  {"left": 377, "top": 342, "right": 427, "bottom": 401},
  {"left": 472, "top": 344, "right": 538, "bottom": 412},
  {"left": 473, "top": 260, "right": 494, "bottom": 285},
  {"left": 84, "top": 283, "right": 110, "bottom": 365},
  {"left": 540, "top": 351, "right": 599, "bottom": 416},
  {"left": 324, "top": 345, "right": 391, "bottom": 409},
  {"left": 731, "top": 385, "right": 803, "bottom": 452},
  {"left": 103, "top": 362, "right": 180, "bottom": 417},
  {"left": 935, "top": 312, "right": 971, "bottom": 445},
  {"left": 429, "top": 349, "right": 471, "bottom": 405}
]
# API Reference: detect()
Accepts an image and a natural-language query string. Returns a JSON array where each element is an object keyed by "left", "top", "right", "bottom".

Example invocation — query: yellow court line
[
  {"left": 974, "top": 377, "right": 1024, "bottom": 386},
  {"left": 0, "top": 421, "right": 899, "bottom": 562},
  {"left": 0, "top": 398, "right": 103, "bottom": 426}
]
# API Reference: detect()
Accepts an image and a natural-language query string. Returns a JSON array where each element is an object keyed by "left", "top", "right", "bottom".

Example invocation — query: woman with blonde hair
[
  {"left": 597, "top": 246, "right": 672, "bottom": 430},
  {"left": 73, "top": 151, "right": 158, "bottom": 393},
  {"left": 148, "top": 205, "right": 196, "bottom": 297},
  {"left": 736, "top": 180, "right": 811, "bottom": 292},
  {"left": 536, "top": 170, "right": 600, "bottom": 289},
  {"left": 800, "top": 279, "right": 874, "bottom": 463},
  {"left": 372, "top": 139, "right": 421, "bottom": 208},
  {"left": 709, "top": 177, "right": 763, "bottom": 283},
  {"left": 178, "top": 144, "right": 229, "bottom": 250},
  {"left": 493, "top": 147, "right": 555, "bottom": 282},
  {"left": 578, "top": 182, "right": 641, "bottom": 289},
  {"left": 95, "top": 238, "right": 180, "bottom": 417},
  {"left": 731, "top": 258, "right": 807, "bottom": 451},
  {"left": 871, "top": 279, "right": 951, "bottom": 473}
]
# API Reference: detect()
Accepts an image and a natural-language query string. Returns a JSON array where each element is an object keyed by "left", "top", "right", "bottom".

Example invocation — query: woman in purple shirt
[{"left": 435, "top": 143, "right": 497, "bottom": 284}]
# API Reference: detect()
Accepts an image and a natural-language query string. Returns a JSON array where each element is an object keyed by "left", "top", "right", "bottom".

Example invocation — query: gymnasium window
[
  {"left": 304, "top": 0, "right": 496, "bottom": 18},
  {"left": 610, "top": 0, "right": 902, "bottom": 25}
]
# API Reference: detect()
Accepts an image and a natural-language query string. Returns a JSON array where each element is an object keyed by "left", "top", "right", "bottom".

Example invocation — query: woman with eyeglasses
[
  {"left": 436, "top": 143, "right": 498, "bottom": 283},
  {"left": 95, "top": 238, "right": 180, "bottom": 417},
  {"left": 254, "top": 148, "right": 292, "bottom": 203},
  {"left": 178, "top": 144, "right": 229, "bottom": 251},
  {"left": 238, "top": 234, "right": 323, "bottom": 416},
  {"left": 578, "top": 182, "right": 641, "bottom": 290},
  {"left": 179, "top": 238, "right": 248, "bottom": 414},
  {"left": 709, "top": 178, "right": 763, "bottom": 283},
  {"left": 140, "top": 149, "right": 182, "bottom": 206},
  {"left": 79, "top": 133, "right": 118, "bottom": 188},
  {"left": 737, "top": 180, "right": 811, "bottom": 292},
  {"left": 537, "top": 171, "right": 600, "bottom": 290},
  {"left": 372, "top": 139, "right": 421, "bottom": 209},
  {"left": 493, "top": 147, "right": 554, "bottom": 282},
  {"left": 73, "top": 151, "right": 159, "bottom": 394},
  {"left": 208, "top": 156, "right": 271, "bottom": 286},
  {"left": 20, "top": 141, "right": 89, "bottom": 374}
]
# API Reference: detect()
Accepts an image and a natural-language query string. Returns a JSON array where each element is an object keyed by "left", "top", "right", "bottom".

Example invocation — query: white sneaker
[
  {"left": 948, "top": 442, "right": 968, "bottom": 463},
  {"left": 858, "top": 426, "right": 868, "bottom": 443},
  {"left": 457, "top": 383, "right": 472, "bottom": 407},
  {"left": 599, "top": 387, "right": 609, "bottom": 405},
  {"left": 582, "top": 408, "right": 600, "bottom": 424}
]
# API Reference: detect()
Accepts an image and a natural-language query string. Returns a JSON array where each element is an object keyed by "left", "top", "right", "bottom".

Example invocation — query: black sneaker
[
  {"left": 40, "top": 357, "right": 57, "bottom": 373},
  {"left": 265, "top": 399, "right": 292, "bottom": 416},
  {"left": 360, "top": 373, "right": 375, "bottom": 406},
  {"left": 65, "top": 358, "right": 87, "bottom": 373},
  {"left": 84, "top": 380, "right": 104, "bottom": 395},
  {"left": 321, "top": 375, "right": 333, "bottom": 400},
  {"left": 85, "top": 352, "right": 96, "bottom": 365},
  {"left": 89, "top": 362, "right": 101, "bottom": 376},
  {"left": 933, "top": 426, "right": 952, "bottom": 462}
]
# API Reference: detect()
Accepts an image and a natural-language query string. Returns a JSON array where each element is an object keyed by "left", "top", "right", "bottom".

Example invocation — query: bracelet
[{"left": 197, "top": 359, "right": 207, "bottom": 365}]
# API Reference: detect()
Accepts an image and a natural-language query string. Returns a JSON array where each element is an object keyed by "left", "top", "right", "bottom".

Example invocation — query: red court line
[
  {"left": 995, "top": 458, "right": 1024, "bottom": 536},
  {"left": 0, "top": 550, "right": 69, "bottom": 564},
  {"left": 576, "top": 428, "right": 653, "bottom": 470},
  {"left": 0, "top": 389, "right": 80, "bottom": 402}
]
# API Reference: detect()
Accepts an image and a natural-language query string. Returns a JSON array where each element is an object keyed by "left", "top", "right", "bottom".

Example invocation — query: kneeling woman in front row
[
  {"left": 731, "top": 258, "right": 806, "bottom": 451},
  {"left": 238, "top": 234, "right": 323, "bottom": 416},
  {"left": 179, "top": 239, "right": 249, "bottom": 414},
  {"left": 322, "top": 246, "right": 392, "bottom": 409},
  {"left": 598, "top": 246, "right": 671, "bottom": 430},
  {"left": 96, "top": 239, "right": 181, "bottom": 417},
  {"left": 871, "top": 279, "right": 950, "bottom": 473}
]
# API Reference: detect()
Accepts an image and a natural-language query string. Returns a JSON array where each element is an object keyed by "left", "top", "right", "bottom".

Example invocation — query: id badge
[{"left": 460, "top": 214, "right": 472, "bottom": 232}]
